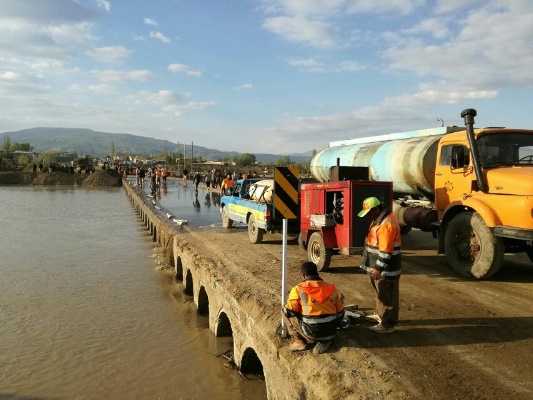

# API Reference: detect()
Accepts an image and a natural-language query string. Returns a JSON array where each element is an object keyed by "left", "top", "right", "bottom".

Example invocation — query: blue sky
[{"left": 0, "top": 0, "right": 532, "bottom": 155}]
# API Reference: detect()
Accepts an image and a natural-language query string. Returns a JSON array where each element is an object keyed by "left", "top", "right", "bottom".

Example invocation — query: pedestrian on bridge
[{"left": 282, "top": 261, "right": 345, "bottom": 355}]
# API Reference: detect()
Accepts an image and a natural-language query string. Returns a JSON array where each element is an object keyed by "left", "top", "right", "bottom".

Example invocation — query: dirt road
[{"left": 194, "top": 225, "right": 532, "bottom": 399}]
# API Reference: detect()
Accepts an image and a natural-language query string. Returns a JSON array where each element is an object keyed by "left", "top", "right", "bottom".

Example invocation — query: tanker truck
[{"left": 310, "top": 109, "right": 533, "bottom": 279}]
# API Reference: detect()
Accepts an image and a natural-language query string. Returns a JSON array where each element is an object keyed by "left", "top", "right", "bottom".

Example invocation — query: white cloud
[
  {"left": 288, "top": 58, "right": 325, "bottom": 72},
  {"left": 0, "top": 70, "right": 21, "bottom": 80},
  {"left": 96, "top": 0, "right": 110, "bottom": 12},
  {"left": 345, "top": 0, "right": 425, "bottom": 15},
  {"left": 263, "top": 0, "right": 345, "bottom": 17},
  {"left": 287, "top": 58, "right": 363, "bottom": 73},
  {"left": 160, "top": 101, "right": 217, "bottom": 117},
  {"left": 149, "top": 31, "right": 170, "bottom": 43},
  {"left": 263, "top": 15, "right": 336, "bottom": 47},
  {"left": 333, "top": 61, "right": 364, "bottom": 72},
  {"left": 137, "top": 90, "right": 184, "bottom": 105},
  {"left": 91, "top": 69, "right": 153, "bottom": 83},
  {"left": 434, "top": 0, "right": 484, "bottom": 14},
  {"left": 133, "top": 90, "right": 216, "bottom": 118},
  {"left": 168, "top": 63, "right": 202, "bottom": 77},
  {"left": 144, "top": 17, "right": 158, "bottom": 26},
  {"left": 401, "top": 18, "right": 451, "bottom": 39},
  {"left": 86, "top": 46, "right": 132, "bottom": 64},
  {"left": 263, "top": 0, "right": 424, "bottom": 17},
  {"left": 234, "top": 83, "right": 253, "bottom": 91},
  {"left": 383, "top": 5, "right": 533, "bottom": 87}
]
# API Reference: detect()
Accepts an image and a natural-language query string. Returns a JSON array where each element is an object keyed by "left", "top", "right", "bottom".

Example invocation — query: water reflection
[
  {"left": 133, "top": 178, "right": 223, "bottom": 228},
  {"left": 0, "top": 187, "right": 266, "bottom": 400}
]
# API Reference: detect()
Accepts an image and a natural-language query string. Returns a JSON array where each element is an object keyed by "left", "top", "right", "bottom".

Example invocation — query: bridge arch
[
  {"left": 240, "top": 347, "right": 264, "bottom": 377},
  {"left": 216, "top": 311, "right": 232, "bottom": 337},
  {"left": 197, "top": 286, "right": 209, "bottom": 315},
  {"left": 174, "top": 256, "right": 183, "bottom": 281},
  {"left": 184, "top": 269, "right": 194, "bottom": 296}
]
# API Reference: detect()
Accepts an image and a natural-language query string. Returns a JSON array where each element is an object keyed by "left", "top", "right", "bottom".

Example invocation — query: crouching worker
[{"left": 282, "top": 261, "right": 344, "bottom": 355}]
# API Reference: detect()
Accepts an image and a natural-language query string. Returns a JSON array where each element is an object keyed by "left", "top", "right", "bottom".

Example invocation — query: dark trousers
[
  {"left": 281, "top": 310, "right": 314, "bottom": 343},
  {"left": 372, "top": 276, "right": 400, "bottom": 328}
]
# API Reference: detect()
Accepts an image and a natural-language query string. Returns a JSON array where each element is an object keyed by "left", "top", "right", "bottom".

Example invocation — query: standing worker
[
  {"left": 282, "top": 261, "right": 344, "bottom": 354},
  {"left": 358, "top": 197, "right": 402, "bottom": 333},
  {"left": 220, "top": 174, "right": 234, "bottom": 195}
]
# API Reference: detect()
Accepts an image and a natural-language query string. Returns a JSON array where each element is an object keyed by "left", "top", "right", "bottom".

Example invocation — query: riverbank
[{"left": 0, "top": 169, "right": 122, "bottom": 186}]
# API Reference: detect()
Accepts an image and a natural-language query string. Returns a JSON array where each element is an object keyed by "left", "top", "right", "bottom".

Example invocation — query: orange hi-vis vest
[
  {"left": 362, "top": 210, "right": 402, "bottom": 277},
  {"left": 285, "top": 279, "right": 344, "bottom": 341}
]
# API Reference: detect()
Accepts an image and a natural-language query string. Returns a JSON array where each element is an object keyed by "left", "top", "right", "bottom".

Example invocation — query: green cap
[{"left": 357, "top": 197, "right": 381, "bottom": 217}]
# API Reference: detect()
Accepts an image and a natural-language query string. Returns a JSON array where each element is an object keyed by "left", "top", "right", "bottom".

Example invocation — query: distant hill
[{"left": 0, "top": 127, "right": 313, "bottom": 164}]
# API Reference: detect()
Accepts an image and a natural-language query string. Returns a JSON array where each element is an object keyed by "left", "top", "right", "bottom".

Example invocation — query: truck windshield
[{"left": 477, "top": 133, "right": 533, "bottom": 167}]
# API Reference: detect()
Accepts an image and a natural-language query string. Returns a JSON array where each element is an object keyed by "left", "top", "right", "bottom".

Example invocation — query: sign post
[
  {"left": 281, "top": 218, "right": 288, "bottom": 337},
  {"left": 274, "top": 166, "right": 299, "bottom": 338}
]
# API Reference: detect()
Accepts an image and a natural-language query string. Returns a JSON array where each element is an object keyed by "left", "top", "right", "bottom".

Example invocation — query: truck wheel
[
  {"left": 248, "top": 214, "right": 264, "bottom": 244},
  {"left": 222, "top": 207, "right": 233, "bottom": 228},
  {"left": 444, "top": 212, "right": 504, "bottom": 279},
  {"left": 307, "top": 232, "right": 332, "bottom": 272}
]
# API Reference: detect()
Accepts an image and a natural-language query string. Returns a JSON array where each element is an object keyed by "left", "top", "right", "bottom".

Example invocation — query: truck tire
[
  {"left": 248, "top": 214, "right": 264, "bottom": 244},
  {"left": 222, "top": 207, "right": 233, "bottom": 228},
  {"left": 307, "top": 232, "right": 332, "bottom": 272},
  {"left": 444, "top": 212, "right": 504, "bottom": 279}
]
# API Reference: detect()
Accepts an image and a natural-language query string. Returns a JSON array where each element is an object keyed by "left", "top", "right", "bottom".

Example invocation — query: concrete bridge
[{"left": 123, "top": 181, "right": 366, "bottom": 399}]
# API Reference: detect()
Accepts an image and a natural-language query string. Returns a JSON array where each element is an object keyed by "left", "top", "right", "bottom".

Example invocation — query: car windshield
[{"left": 477, "top": 132, "right": 533, "bottom": 167}]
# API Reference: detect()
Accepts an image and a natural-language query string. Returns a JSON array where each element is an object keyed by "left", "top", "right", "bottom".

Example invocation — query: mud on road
[{"left": 192, "top": 226, "right": 532, "bottom": 399}]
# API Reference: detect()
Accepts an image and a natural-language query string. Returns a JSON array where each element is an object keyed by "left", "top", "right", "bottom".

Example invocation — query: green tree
[
  {"left": 17, "top": 154, "right": 30, "bottom": 166},
  {"left": 237, "top": 153, "right": 256, "bottom": 167},
  {"left": 8, "top": 142, "right": 31, "bottom": 151},
  {"left": 2, "top": 135, "right": 11, "bottom": 152},
  {"left": 296, "top": 161, "right": 310, "bottom": 174},
  {"left": 40, "top": 152, "right": 56, "bottom": 165},
  {"left": 276, "top": 156, "right": 293, "bottom": 167}
]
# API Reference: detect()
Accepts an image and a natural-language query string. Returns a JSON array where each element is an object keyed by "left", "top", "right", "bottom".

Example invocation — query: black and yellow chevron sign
[{"left": 274, "top": 166, "right": 299, "bottom": 220}]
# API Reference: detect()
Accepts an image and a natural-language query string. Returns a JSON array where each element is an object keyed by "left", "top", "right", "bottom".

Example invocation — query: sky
[{"left": 0, "top": 0, "right": 532, "bottom": 155}]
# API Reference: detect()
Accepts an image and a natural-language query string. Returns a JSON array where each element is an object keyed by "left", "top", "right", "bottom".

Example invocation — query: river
[{"left": 0, "top": 185, "right": 266, "bottom": 400}]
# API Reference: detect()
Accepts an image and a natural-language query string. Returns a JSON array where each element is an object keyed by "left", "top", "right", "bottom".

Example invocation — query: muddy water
[{"left": 0, "top": 187, "right": 266, "bottom": 400}]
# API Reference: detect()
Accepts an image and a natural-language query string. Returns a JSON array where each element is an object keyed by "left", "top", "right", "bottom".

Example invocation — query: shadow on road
[{"left": 342, "top": 316, "right": 533, "bottom": 348}]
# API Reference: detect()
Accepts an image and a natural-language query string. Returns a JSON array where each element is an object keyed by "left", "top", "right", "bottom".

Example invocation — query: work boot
[
  {"left": 370, "top": 323, "right": 395, "bottom": 334},
  {"left": 313, "top": 341, "right": 332, "bottom": 355},
  {"left": 364, "top": 314, "right": 382, "bottom": 323},
  {"left": 288, "top": 338, "right": 308, "bottom": 352}
]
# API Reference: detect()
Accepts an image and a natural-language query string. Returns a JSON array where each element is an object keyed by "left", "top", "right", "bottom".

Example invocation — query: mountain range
[{"left": 0, "top": 127, "right": 313, "bottom": 164}]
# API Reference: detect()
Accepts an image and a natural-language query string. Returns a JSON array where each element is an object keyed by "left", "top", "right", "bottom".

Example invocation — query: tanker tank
[{"left": 310, "top": 126, "right": 464, "bottom": 201}]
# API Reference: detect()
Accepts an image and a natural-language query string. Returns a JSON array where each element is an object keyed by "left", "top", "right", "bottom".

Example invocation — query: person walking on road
[
  {"left": 358, "top": 197, "right": 402, "bottom": 334},
  {"left": 193, "top": 171, "right": 201, "bottom": 193},
  {"left": 282, "top": 261, "right": 344, "bottom": 354}
]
